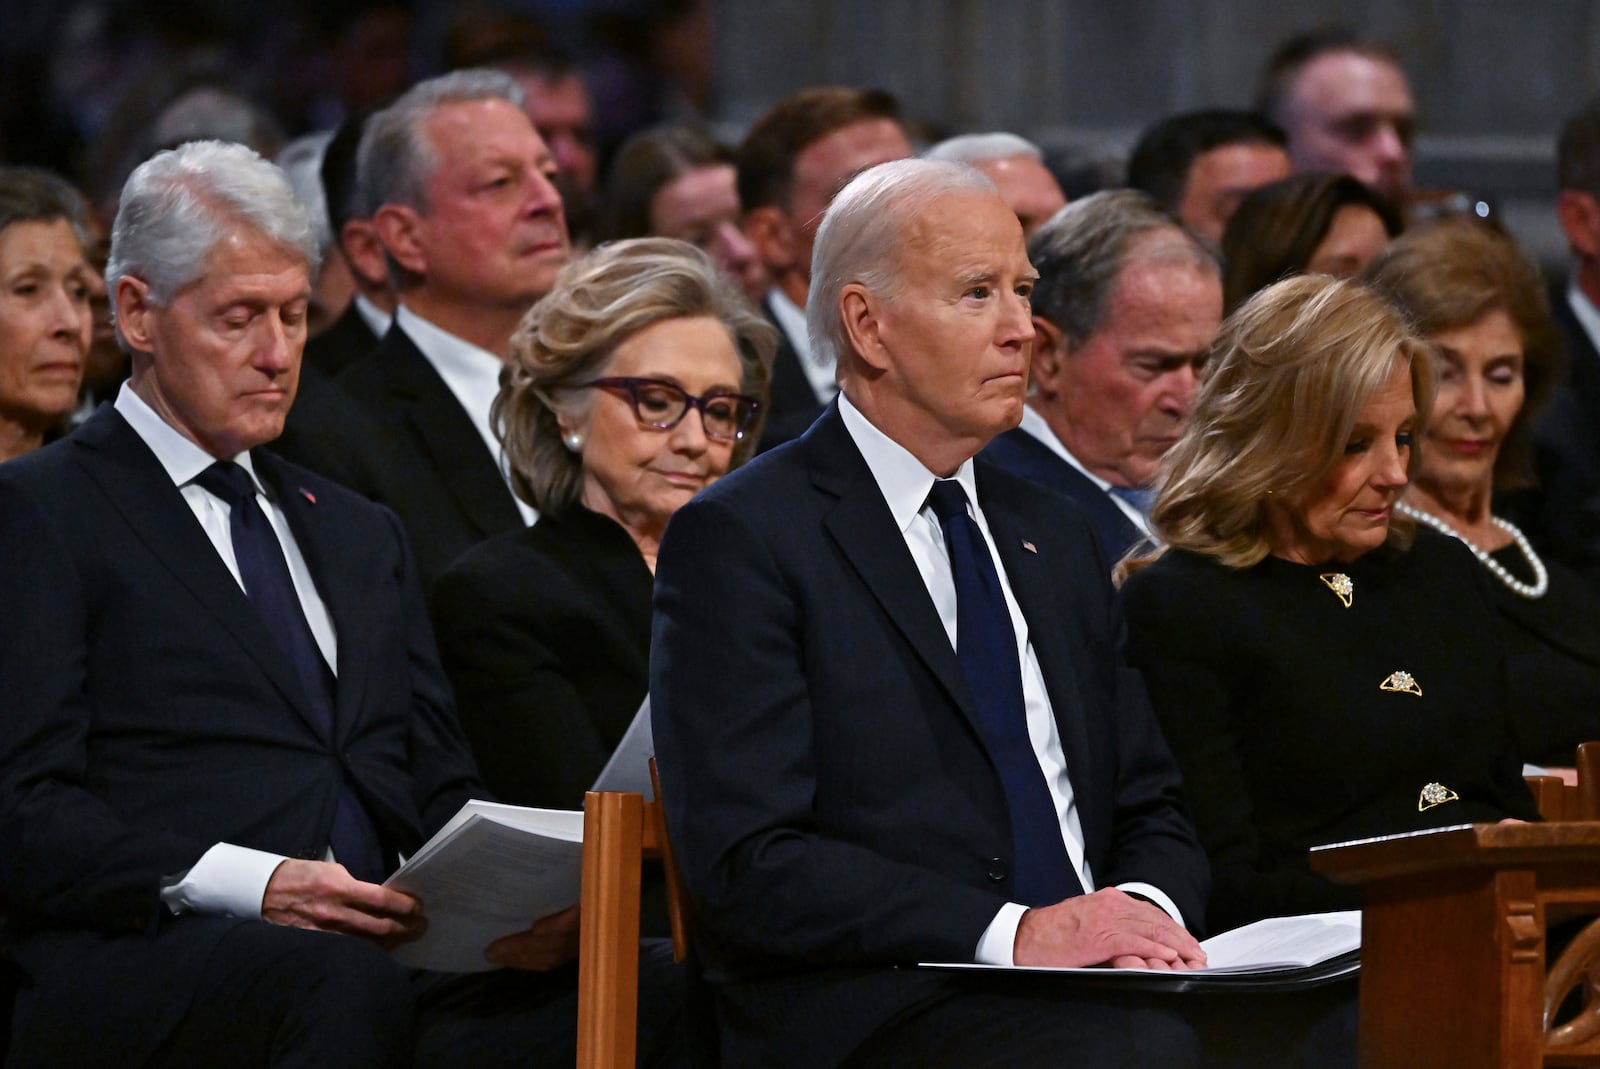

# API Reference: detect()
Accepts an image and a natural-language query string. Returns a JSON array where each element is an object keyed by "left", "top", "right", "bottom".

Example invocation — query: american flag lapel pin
[
  {"left": 299, "top": 487, "right": 317, "bottom": 505},
  {"left": 1021, "top": 539, "right": 1037, "bottom": 554}
]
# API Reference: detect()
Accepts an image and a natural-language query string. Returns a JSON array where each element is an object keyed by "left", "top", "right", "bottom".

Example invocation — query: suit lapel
[
  {"left": 380, "top": 327, "right": 523, "bottom": 540},
  {"left": 74, "top": 411, "right": 323, "bottom": 734},
  {"left": 807, "top": 410, "right": 981, "bottom": 732},
  {"left": 980, "top": 468, "right": 1098, "bottom": 810}
]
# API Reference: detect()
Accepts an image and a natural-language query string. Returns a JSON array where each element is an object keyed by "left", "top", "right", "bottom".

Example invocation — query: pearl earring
[{"left": 564, "top": 433, "right": 584, "bottom": 453}]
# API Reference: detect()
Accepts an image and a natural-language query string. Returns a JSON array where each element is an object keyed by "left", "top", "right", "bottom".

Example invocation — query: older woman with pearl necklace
[{"left": 1367, "top": 217, "right": 1600, "bottom": 777}]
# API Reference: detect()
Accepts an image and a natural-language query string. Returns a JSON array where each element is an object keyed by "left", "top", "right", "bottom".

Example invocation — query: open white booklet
[
  {"left": 920, "top": 910, "right": 1360, "bottom": 978},
  {"left": 384, "top": 697, "right": 655, "bottom": 972}
]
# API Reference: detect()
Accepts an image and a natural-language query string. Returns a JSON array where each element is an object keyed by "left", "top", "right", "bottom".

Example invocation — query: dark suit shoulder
[{"left": 303, "top": 304, "right": 380, "bottom": 378}]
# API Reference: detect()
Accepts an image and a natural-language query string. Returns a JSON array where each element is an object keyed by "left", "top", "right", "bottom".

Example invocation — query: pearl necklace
[{"left": 1394, "top": 501, "right": 1549, "bottom": 599}]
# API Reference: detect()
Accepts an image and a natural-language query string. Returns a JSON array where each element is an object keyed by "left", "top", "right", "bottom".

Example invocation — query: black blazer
[
  {"left": 1486, "top": 550, "right": 1600, "bottom": 766},
  {"left": 1525, "top": 287, "right": 1600, "bottom": 589},
  {"left": 755, "top": 294, "right": 827, "bottom": 452},
  {"left": 1121, "top": 534, "right": 1539, "bottom": 934},
  {"left": 432, "top": 507, "right": 653, "bottom": 809},
  {"left": 651, "top": 404, "right": 1208, "bottom": 1068},
  {"left": 981, "top": 426, "right": 1146, "bottom": 562},
  {"left": 278, "top": 322, "right": 525, "bottom": 587},
  {"left": 303, "top": 301, "right": 381, "bottom": 379},
  {"left": 0, "top": 407, "right": 481, "bottom": 1064}
]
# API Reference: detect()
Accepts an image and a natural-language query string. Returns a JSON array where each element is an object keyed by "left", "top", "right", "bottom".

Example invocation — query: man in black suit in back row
[
  {"left": 0, "top": 140, "right": 679, "bottom": 1068},
  {"left": 735, "top": 86, "right": 914, "bottom": 450},
  {"left": 280, "top": 69, "right": 570, "bottom": 586},
  {"left": 651, "top": 158, "right": 1213, "bottom": 1067}
]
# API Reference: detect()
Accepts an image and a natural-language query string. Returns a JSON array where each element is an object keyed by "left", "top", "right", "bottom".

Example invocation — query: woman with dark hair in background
[
  {"left": 1367, "top": 217, "right": 1600, "bottom": 773},
  {"left": 596, "top": 124, "right": 767, "bottom": 301},
  {"left": 1220, "top": 171, "right": 1402, "bottom": 311}
]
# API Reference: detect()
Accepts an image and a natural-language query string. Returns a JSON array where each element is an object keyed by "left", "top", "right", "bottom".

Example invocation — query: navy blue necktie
[
  {"left": 1107, "top": 484, "right": 1154, "bottom": 517},
  {"left": 927, "top": 479, "right": 1083, "bottom": 907},
  {"left": 194, "top": 461, "right": 388, "bottom": 884}
]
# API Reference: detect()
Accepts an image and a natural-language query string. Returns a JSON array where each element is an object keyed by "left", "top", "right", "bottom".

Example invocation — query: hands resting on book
[
  {"left": 262, "top": 858, "right": 580, "bottom": 970},
  {"left": 1014, "top": 887, "right": 1207, "bottom": 971}
]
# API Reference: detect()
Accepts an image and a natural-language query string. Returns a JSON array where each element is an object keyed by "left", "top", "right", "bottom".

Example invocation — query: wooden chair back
[
  {"left": 1524, "top": 741, "right": 1600, "bottom": 823},
  {"left": 576, "top": 758, "right": 692, "bottom": 1069}
]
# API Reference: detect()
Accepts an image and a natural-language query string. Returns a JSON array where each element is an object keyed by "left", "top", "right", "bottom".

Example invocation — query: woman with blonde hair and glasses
[
  {"left": 432, "top": 237, "right": 773, "bottom": 810},
  {"left": 1120, "top": 274, "right": 1537, "bottom": 936}
]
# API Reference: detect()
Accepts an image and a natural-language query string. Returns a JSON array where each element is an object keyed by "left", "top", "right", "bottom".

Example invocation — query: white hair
[
  {"left": 276, "top": 130, "right": 335, "bottom": 256},
  {"left": 107, "top": 139, "right": 318, "bottom": 307},
  {"left": 806, "top": 158, "right": 996, "bottom": 369},
  {"left": 924, "top": 132, "right": 1044, "bottom": 165},
  {"left": 357, "top": 68, "right": 527, "bottom": 217}
]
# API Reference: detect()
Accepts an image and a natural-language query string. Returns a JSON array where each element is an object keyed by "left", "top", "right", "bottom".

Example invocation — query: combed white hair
[
  {"left": 356, "top": 68, "right": 526, "bottom": 217},
  {"left": 806, "top": 158, "right": 995, "bottom": 369},
  {"left": 107, "top": 139, "right": 317, "bottom": 306},
  {"left": 924, "top": 132, "right": 1044, "bottom": 165}
]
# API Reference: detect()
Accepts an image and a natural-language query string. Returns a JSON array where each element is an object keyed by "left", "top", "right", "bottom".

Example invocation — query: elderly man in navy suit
[
  {"left": 651, "top": 158, "right": 1212, "bottom": 1067},
  {"left": 982, "top": 189, "right": 1221, "bottom": 562},
  {"left": 0, "top": 141, "right": 678, "bottom": 1068}
]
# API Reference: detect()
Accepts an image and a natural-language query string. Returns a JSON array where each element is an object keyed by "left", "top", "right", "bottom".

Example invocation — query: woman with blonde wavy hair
[
  {"left": 432, "top": 236, "right": 773, "bottom": 810},
  {"left": 1120, "top": 274, "right": 1537, "bottom": 935}
]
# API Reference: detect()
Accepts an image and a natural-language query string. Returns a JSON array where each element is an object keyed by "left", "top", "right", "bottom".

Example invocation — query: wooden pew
[{"left": 1312, "top": 822, "right": 1600, "bottom": 1068}]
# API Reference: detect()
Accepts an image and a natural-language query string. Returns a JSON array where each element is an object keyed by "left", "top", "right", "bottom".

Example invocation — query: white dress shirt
[
  {"left": 766, "top": 287, "right": 838, "bottom": 405},
  {"left": 838, "top": 395, "right": 1181, "bottom": 964},
  {"left": 115, "top": 384, "right": 337, "bottom": 918},
  {"left": 394, "top": 303, "right": 538, "bottom": 527},
  {"left": 1016, "top": 406, "right": 1150, "bottom": 535},
  {"left": 351, "top": 292, "right": 392, "bottom": 340},
  {"left": 1569, "top": 277, "right": 1600, "bottom": 359}
]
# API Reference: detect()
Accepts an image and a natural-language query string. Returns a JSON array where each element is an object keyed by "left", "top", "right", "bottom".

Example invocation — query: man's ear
[
  {"left": 838, "top": 282, "right": 891, "bottom": 373},
  {"left": 1558, "top": 190, "right": 1600, "bottom": 260},
  {"left": 1027, "top": 316, "right": 1067, "bottom": 395},
  {"left": 372, "top": 204, "right": 427, "bottom": 277},
  {"left": 340, "top": 218, "right": 393, "bottom": 290},
  {"left": 113, "top": 275, "right": 158, "bottom": 355},
  {"left": 742, "top": 206, "right": 796, "bottom": 273}
]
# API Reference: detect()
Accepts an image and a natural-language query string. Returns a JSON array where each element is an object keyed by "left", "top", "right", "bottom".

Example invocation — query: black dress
[
  {"left": 430, "top": 505, "right": 653, "bottom": 809},
  {"left": 1481, "top": 543, "right": 1600, "bottom": 767},
  {"left": 1121, "top": 528, "right": 1539, "bottom": 934}
]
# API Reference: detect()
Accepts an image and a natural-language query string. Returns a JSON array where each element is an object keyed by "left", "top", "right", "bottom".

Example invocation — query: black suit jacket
[
  {"left": 1122, "top": 536, "right": 1538, "bottom": 933},
  {"left": 755, "top": 293, "right": 827, "bottom": 452},
  {"left": 0, "top": 407, "right": 482, "bottom": 1064},
  {"left": 981, "top": 426, "right": 1146, "bottom": 561},
  {"left": 650, "top": 404, "right": 1208, "bottom": 1067},
  {"left": 432, "top": 507, "right": 653, "bottom": 809},
  {"left": 278, "top": 322, "right": 525, "bottom": 587},
  {"left": 1524, "top": 285, "right": 1600, "bottom": 588},
  {"left": 303, "top": 301, "right": 381, "bottom": 379}
]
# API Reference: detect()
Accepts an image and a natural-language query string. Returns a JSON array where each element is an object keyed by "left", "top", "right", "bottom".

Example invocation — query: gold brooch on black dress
[
  {"left": 1319, "top": 573, "right": 1353, "bottom": 608},
  {"left": 1380, "top": 670, "right": 1421, "bottom": 697},
  {"left": 1418, "top": 783, "right": 1459, "bottom": 811}
]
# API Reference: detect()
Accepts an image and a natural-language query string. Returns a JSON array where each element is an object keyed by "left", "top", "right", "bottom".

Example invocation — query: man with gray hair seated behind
[
  {"left": 924, "top": 131, "right": 1068, "bottom": 236},
  {"left": 981, "top": 189, "right": 1222, "bottom": 562},
  {"left": 279, "top": 68, "right": 571, "bottom": 586},
  {"left": 0, "top": 140, "right": 680, "bottom": 1068}
]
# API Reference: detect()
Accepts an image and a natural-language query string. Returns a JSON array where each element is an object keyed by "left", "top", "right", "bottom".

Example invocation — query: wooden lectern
[{"left": 1311, "top": 822, "right": 1600, "bottom": 1068}]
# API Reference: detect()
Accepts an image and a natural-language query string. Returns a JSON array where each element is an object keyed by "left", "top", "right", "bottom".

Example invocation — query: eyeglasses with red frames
[{"left": 587, "top": 377, "right": 762, "bottom": 442}]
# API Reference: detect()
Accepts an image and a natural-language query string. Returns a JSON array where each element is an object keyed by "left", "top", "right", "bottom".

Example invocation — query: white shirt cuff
[
  {"left": 974, "top": 902, "right": 1030, "bottom": 965},
  {"left": 1115, "top": 881, "right": 1184, "bottom": 928},
  {"left": 160, "top": 843, "right": 288, "bottom": 918}
]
